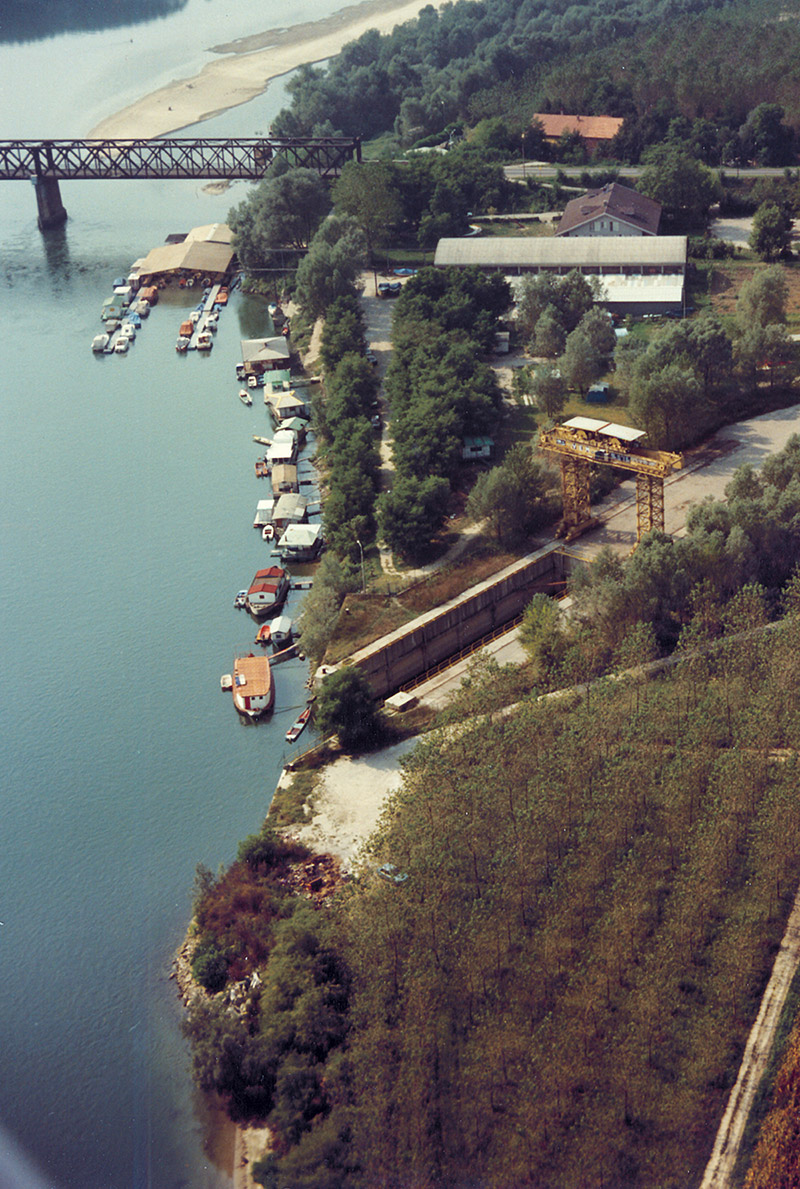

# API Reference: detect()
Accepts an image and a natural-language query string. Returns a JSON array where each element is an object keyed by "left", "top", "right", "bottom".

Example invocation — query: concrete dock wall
[{"left": 336, "top": 544, "right": 566, "bottom": 699}]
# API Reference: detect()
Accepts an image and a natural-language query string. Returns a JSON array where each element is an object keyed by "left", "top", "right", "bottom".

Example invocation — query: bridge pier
[{"left": 34, "top": 176, "right": 67, "bottom": 231}]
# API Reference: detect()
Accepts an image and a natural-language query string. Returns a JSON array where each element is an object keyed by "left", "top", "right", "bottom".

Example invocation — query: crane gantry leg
[
  {"left": 635, "top": 473, "right": 666, "bottom": 539},
  {"left": 559, "top": 456, "right": 593, "bottom": 539}
]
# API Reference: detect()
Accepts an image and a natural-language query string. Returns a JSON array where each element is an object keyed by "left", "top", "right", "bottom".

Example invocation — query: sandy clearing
[
  {"left": 292, "top": 738, "right": 418, "bottom": 870},
  {"left": 88, "top": 0, "right": 451, "bottom": 140}
]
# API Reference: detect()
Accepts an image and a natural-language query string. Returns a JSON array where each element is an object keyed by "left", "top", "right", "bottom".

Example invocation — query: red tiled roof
[
  {"left": 556, "top": 182, "right": 661, "bottom": 236},
  {"left": 249, "top": 566, "right": 287, "bottom": 595},
  {"left": 533, "top": 113, "right": 624, "bottom": 141}
]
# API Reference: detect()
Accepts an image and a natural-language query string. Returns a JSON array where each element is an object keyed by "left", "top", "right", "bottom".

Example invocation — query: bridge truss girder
[{"left": 0, "top": 137, "right": 361, "bottom": 182}]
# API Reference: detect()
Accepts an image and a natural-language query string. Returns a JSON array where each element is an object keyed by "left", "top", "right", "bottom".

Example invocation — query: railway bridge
[{"left": 0, "top": 137, "right": 362, "bottom": 229}]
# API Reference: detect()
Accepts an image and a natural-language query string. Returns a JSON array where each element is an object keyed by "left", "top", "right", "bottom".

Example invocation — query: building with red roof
[{"left": 533, "top": 113, "right": 624, "bottom": 158}]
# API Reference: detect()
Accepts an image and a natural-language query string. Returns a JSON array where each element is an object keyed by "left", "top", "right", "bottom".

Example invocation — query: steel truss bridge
[{"left": 0, "top": 137, "right": 362, "bottom": 228}]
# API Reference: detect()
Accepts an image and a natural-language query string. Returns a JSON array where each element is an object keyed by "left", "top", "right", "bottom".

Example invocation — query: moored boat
[
  {"left": 176, "top": 336, "right": 190, "bottom": 352},
  {"left": 239, "top": 389, "right": 253, "bottom": 405},
  {"left": 255, "top": 622, "right": 271, "bottom": 646},
  {"left": 245, "top": 566, "right": 289, "bottom": 617},
  {"left": 285, "top": 704, "right": 312, "bottom": 743},
  {"left": 92, "top": 333, "right": 109, "bottom": 352},
  {"left": 114, "top": 337, "right": 129, "bottom": 353},
  {"left": 232, "top": 653, "right": 274, "bottom": 718},
  {"left": 196, "top": 331, "right": 213, "bottom": 351}
]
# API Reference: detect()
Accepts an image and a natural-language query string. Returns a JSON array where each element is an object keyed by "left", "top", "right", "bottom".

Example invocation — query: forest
[
  {"left": 180, "top": 435, "right": 800, "bottom": 1186},
  {"left": 186, "top": 580, "right": 800, "bottom": 1187},
  {"left": 271, "top": 0, "right": 800, "bottom": 163}
]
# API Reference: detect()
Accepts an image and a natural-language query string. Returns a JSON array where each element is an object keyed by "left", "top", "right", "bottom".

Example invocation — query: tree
[
  {"left": 532, "top": 363, "right": 567, "bottom": 419},
  {"left": 228, "top": 169, "right": 331, "bottom": 262},
  {"left": 332, "top": 161, "right": 402, "bottom": 258},
  {"left": 465, "top": 444, "right": 554, "bottom": 545},
  {"left": 294, "top": 216, "right": 367, "bottom": 319},
  {"left": 638, "top": 145, "right": 722, "bottom": 227},
  {"left": 750, "top": 201, "right": 792, "bottom": 261},
  {"left": 532, "top": 306, "right": 566, "bottom": 357},
  {"left": 736, "top": 265, "right": 788, "bottom": 332},
  {"left": 739, "top": 104, "right": 795, "bottom": 167},
  {"left": 577, "top": 307, "right": 616, "bottom": 358},
  {"left": 315, "top": 667, "right": 379, "bottom": 750},
  {"left": 628, "top": 361, "right": 702, "bottom": 450},
  {"left": 378, "top": 474, "right": 450, "bottom": 560},
  {"left": 560, "top": 329, "right": 601, "bottom": 397}
]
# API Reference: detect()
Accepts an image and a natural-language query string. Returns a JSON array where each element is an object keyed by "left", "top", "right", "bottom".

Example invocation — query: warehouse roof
[{"left": 434, "top": 236, "right": 687, "bottom": 270}]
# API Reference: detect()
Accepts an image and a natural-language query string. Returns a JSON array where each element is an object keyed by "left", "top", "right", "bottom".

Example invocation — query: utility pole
[{"left": 356, "top": 538, "right": 366, "bottom": 592}]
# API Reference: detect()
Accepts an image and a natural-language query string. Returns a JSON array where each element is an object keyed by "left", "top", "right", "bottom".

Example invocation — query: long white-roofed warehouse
[{"left": 434, "top": 235, "right": 688, "bottom": 316}]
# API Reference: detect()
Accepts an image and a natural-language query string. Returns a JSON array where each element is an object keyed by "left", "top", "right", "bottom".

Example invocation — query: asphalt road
[{"left": 504, "top": 163, "right": 792, "bottom": 181}]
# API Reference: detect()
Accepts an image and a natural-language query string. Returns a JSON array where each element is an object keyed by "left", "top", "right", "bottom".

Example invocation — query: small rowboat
[
  {"left": 255, "top": 623, "right": 271, "bottom": 646},
  {"left": 262, "top": 524, "right": 274, "bottom": 541},
  {"left": 285, "top": 704, "right": 312, "bottom": 744}
]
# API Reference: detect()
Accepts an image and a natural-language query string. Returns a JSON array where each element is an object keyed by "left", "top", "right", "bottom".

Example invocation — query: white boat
[
  {"left": 114, "top": 337, "right": 129, "bottom": 353},
  {"left": 196, "top": 332, "right": 213, "bottom": 351},
  {"left": 119, "top": 324, "right": 135, "bottom": 341},
  {"left": 261, "top": 524, "right": 274, "bottom": 541},
  {"left": 92, "top": 333, "right": 109, "bottom": 352},
  {"left": 220, "top": 674, "right": 233, "bottom": 691},
  {"left": 247, "top": 374, "right": 258, "bottom": 388},
  {"left": 239, "top": 389, "right": 253, "bottom": 405},
  {"left": 175, "top": 336, "right": 190, "bottom": 352}
]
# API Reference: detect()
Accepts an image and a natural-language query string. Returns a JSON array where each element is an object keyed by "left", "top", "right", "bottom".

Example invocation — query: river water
[{"left": 0, "top": 5, "right": 332, "bottom": 1185}]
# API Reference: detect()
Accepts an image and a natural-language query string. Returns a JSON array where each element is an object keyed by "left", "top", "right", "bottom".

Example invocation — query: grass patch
[
  {"left": 268, "top": 768, "right": 321, "bottom": 830},
  {"left": 324, "top": 595, "right": 418, "bottom": 664}
]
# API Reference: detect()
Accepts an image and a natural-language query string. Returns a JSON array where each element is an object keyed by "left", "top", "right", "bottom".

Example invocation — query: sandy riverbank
[{"left": 88, "top": 0, "right": 447, "bottom": 140}]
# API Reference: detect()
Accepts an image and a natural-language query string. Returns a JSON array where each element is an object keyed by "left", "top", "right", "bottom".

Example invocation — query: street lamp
[
  {"left": 356, "top": 538, "right": 366, "bottom": 592},
  {"left": 521, "top": 131, "right": 527, "bottom": 180}
]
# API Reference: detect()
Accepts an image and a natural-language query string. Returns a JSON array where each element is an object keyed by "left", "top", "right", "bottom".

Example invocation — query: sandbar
[{"left": 88, "top": 0, "right": 445, "bottom": 141}]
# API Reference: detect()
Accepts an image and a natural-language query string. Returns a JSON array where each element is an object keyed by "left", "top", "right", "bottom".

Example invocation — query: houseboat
[
  {"left": 245, "top": 566, "right": 289, "bottom": 617},
  {"left": 231, "top": 653, "right": 274, "bottom": 719}
]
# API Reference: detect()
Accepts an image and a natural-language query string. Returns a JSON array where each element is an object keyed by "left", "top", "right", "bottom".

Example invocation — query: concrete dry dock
[{"left": 327, "top": 543, "right": 567, "bottom": 700}]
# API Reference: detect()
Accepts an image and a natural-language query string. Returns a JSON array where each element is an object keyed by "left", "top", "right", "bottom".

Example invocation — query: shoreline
[{"left": 88, "top": 0, "right": 448, "bottom": 141}]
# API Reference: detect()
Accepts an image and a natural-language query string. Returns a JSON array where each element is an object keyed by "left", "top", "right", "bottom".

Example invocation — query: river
[{"left": 0, "top": 5, "right": 331, "bottom": 1186}]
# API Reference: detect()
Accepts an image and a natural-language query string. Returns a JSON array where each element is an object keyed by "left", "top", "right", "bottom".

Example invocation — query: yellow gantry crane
[{"left": 538, "top": 416, "right": 683, "bottom": 543}]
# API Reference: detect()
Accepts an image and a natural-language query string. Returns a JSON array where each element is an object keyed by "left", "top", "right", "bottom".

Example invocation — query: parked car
[{"left": 378, "top": 863, "right": 408, "bottom": 885}]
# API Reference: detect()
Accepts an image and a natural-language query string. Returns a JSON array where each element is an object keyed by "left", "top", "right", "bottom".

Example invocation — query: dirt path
[{"left": 701, "top": 889, "right": 800, "bottom": 1187}]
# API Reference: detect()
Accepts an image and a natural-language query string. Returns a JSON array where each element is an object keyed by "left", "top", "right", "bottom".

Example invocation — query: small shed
[
  {"left": 271, "top": 463, "right": 298, "bottom": 493},
  {"left": 241, "top": 337, "right": 291, "bottom": 375},
  {"left": 278, "top": 523, "right": 324, "bottom": 562},
  {"left": 272, "top": 390, "right": 309, "bottom": 421},
  {"left": 462, "top": 435, "right": 494, "bottom": 461},
  {"left": 280, "top": 417, "right": 308, "bottom": 443},
  {"left": 253, "top": 498, "right": 275, "bottom": 528},
  {"left": 273, "top": 493, "right": 308, "bottom": 529},
  {"left": 267, "top": 440, "right": 297, "bottom": 466}
]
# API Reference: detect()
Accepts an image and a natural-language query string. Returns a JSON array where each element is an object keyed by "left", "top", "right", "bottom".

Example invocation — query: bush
[
  {"left": 315, "top": 668, "right": 379, "bottom": 751},
  {"left": 192, "top": 934, "right": 229, "bottom": 993}
]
